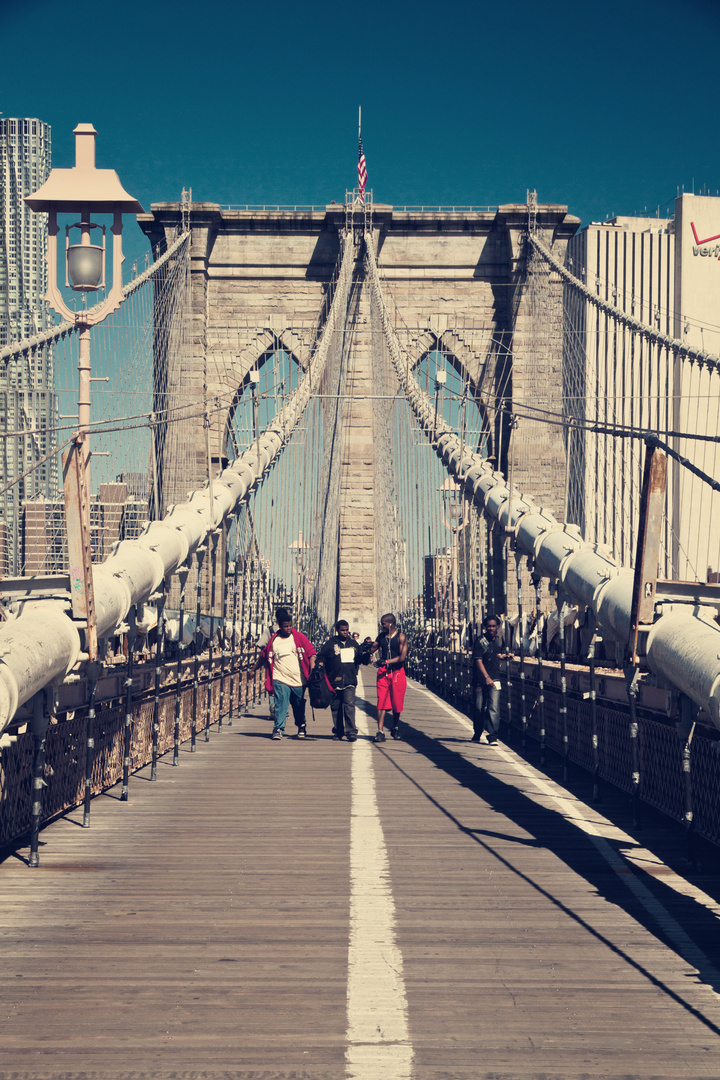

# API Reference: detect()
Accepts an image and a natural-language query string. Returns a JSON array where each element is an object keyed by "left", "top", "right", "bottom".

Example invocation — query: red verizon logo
[{"left": 691, "top": 222, "right": 720, "bottom": 259}]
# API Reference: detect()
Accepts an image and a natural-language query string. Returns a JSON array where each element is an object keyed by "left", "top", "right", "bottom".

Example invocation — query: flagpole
[{"left": 357, "top": 107, "right": 366, "bottom": 205}]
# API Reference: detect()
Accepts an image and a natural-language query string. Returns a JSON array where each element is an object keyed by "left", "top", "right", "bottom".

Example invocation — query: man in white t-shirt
[{"left": 254, "top": 607, "right": 316, "bottom": 739}]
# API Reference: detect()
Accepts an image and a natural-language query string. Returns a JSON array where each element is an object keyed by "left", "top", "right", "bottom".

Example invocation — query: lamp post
[
  {"left": 288, "top": 531, "right": 310, "bottom": 622},
  {"left": 439, "top": 476, "right": 466, "bottom": 651},
  {"left": 25, "top": 125, "right": 143, "bottom": 658},
  {"left": 433, "top": 368, "right": 446, "bottom": 443}
]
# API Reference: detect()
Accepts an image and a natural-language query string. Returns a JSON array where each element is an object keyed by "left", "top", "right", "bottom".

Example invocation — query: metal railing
[
  {"left": 0, "top": 652, "right": 265, "bottom": 852},
  {"left": 218, "top": 204, "right": 500, "bottom": 214},
  {"left": 407, "top": 644, "right": 720, "bottom": 855},
  {"left": 219, "top": 204, "right": 330, "bottom": 212}
]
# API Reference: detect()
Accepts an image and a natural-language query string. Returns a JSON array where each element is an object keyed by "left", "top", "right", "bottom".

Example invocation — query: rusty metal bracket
[
  {"left": 62, "top": 435, "right": 97, "bottom": 661},
  {"left": 629, "top": 439, "right": 667, "bottom": 665}
]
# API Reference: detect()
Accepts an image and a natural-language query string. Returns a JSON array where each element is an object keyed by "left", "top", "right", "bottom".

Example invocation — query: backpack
[{"left": 307, "top": 668, "right": 335, "bottom": 710}]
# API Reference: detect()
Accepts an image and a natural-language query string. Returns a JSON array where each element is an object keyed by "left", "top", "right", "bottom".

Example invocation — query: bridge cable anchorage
[
  {"left": 362, "top": 230, "right": 720, "bottom": 732},
  {"left": 0, "top": 232, "right": 356, "bottom": 735}
]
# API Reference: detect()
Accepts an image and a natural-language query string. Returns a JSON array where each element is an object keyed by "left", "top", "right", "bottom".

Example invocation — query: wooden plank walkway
[{"left": 2, "top": 675, "right": 720, "bottom": 1080}]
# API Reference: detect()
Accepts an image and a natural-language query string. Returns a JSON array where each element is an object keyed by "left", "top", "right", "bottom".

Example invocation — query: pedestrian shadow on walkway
[{"left": 385, "top": 721, "right": 720, "bottom": 1027}]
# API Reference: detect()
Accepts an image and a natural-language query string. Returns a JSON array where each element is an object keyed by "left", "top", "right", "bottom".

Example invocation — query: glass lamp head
[
  {"left": 65, "top": 219, "right": 106, "bottom": 291},
  {"left": 67, "top": 242, "right": 104, "bottom": 291}
]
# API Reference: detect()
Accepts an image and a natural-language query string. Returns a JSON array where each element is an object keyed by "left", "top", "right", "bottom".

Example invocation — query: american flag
[{"left": 358, "top": 135, "right": 367, "bottom": 203}]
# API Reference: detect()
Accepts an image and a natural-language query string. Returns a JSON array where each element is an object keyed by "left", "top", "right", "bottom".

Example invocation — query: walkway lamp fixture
[
  {"left": 25, "top": 123, "right": 144, "bottom": 337},
  {"left": 433, "top": 367, "right": 447, "bottom": 442},
  {"left": 25, "top": 124, "right": 144, "bottom": 658},
  {"left": 439, "top": 476, "right": 466, "bottom": 650},
  {"left": 289, "top": 531, "right": 310, "bottom": 615}
]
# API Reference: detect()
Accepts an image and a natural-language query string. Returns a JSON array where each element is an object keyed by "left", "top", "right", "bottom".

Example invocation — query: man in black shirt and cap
[{"left": 316, "top": 620, "right": 362, "bottom": 741}]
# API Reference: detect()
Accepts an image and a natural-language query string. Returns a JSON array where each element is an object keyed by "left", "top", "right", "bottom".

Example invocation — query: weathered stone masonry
[{"left": 140, "top": 202, "right": 578, "bottom": 625}]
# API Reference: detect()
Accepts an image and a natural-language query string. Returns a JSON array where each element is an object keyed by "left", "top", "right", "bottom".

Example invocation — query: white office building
[{"left": 564, "top": 194, "right": 720, "bottom": 583}]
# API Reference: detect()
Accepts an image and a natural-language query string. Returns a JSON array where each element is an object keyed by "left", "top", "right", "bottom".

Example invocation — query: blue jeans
[
  {"left": 475, "top": 684, "right": 501, "bottom": 739},
  {"left": 273, "top": 681, "right": 306, "bottom": 732}
]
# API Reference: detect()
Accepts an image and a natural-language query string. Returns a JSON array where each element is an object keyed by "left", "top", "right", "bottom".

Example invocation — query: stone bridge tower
[{"left": 139, "top": 201, "right": 578, "bottom": 630}]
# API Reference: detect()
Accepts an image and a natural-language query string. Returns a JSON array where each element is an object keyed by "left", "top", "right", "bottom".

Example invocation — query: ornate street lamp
[
  {"left": 439, "top": 476, "right": 467, "bottom": 651},
  {"left": 25, "top": 124, "right": 143, "bottom": 657},
  {"left": 25, "top": 123, "right": 143, "bottom": 432},
  {"left": 289, "top": 531, "right": 310, "bottom": 618}
]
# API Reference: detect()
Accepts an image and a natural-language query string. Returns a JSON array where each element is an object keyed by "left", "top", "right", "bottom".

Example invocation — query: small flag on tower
[{"left": 358, "top": 109, "right": 367, "bottom": 203}]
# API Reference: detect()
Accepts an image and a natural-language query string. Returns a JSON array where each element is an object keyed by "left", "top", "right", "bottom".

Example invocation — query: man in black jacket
[
  {"left": 471, "top": 615, "right": 507, "bottom": 744},
  {"left": 316, "top": 620, "right": 362, "bottom": 741}
]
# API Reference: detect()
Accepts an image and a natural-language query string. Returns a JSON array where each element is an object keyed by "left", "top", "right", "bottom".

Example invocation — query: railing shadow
[{"left": 381, "top": 717, "right": 720, "bottom": 1029}]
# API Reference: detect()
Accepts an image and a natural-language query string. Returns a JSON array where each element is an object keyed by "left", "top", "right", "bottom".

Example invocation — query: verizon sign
[{"left": 691, "top": 221, "right": 720, "bottom": 259}]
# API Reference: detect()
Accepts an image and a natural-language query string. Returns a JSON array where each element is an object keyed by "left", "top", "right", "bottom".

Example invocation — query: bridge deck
[{"left": 2, "top": 677, "right": 720, "bottom": 1080}]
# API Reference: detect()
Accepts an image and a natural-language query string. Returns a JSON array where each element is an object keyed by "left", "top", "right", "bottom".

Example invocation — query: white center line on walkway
[
  {"left": 346, "top": 677, "right": 413, "bottom": 1080},
  {"left": 411, "top": 679, "right": 720, "bottom": 996}
]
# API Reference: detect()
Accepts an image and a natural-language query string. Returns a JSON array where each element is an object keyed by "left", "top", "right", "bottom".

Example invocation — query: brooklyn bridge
[{"left": 2, "top": 127, "right": 720, "bottom": 1079}]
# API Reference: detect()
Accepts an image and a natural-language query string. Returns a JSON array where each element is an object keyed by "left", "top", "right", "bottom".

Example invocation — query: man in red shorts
[{"left": 369, "top": 613, "right": 408, "bottom": 743}]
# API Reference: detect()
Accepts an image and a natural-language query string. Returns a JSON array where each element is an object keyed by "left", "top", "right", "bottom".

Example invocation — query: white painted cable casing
[
  {"left": 498, "top": 494, "right": 534, "bottom": 533},
  {"left": 647, "top": 611, "right": 720, "bottom": 726},
  {"left": 560, "top": 548, "right": 618, "bottom": 612},
  {"left": 0, "top": 603, "right": 81, "bottom": 725},
  {"left": 515, "top": 509, "right": 559, "bottom": 553},
  {"left": 533, "top": 526, "right": 585, "bottom": 582}
]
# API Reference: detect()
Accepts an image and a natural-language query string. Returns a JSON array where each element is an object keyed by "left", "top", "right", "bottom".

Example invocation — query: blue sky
[{"left": 3, "top": 0, "right": 719, "bottom": 271}]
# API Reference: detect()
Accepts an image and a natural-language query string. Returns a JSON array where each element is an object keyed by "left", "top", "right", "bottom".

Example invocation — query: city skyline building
[
  {"left": 0, "top": 117, "right": 51, "bottom": 344},
  {"left": 22, "top": 478, "right": 149, "bottom": 575},
  {"left": 0, "top": 117, "right": 56, "bottom": 574}
]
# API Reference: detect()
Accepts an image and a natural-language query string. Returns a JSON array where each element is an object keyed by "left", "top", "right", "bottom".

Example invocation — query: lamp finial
[{"left": 73, "top": 123, "right": 98, "bottom": 170}]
